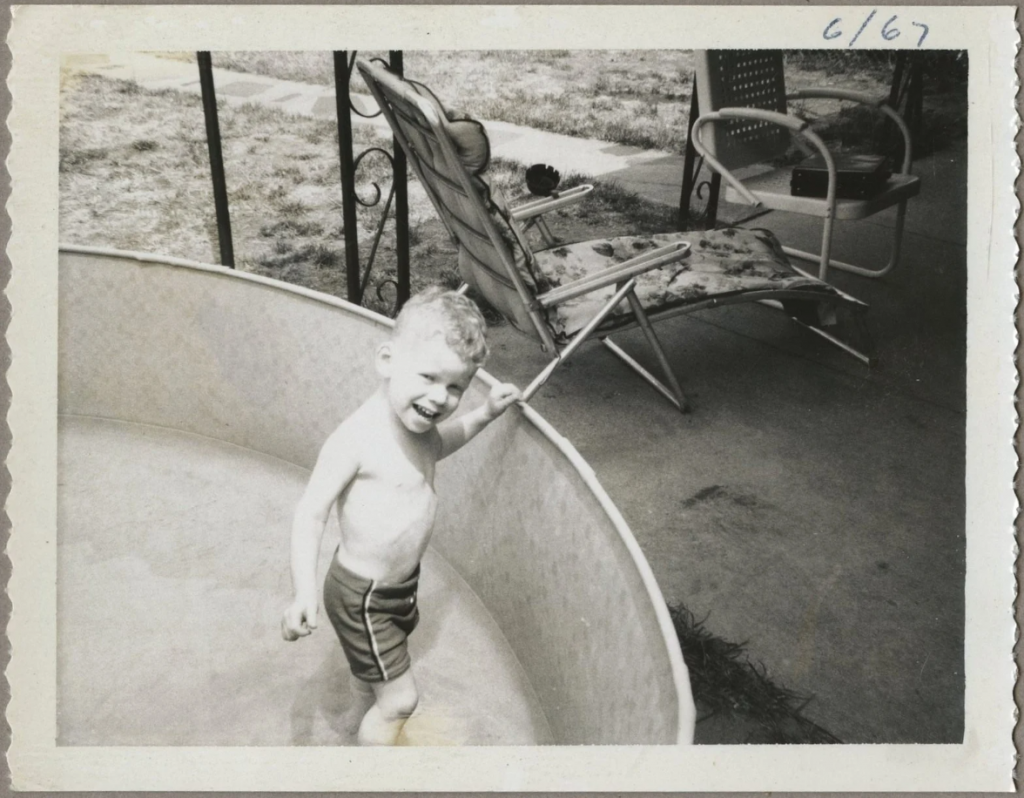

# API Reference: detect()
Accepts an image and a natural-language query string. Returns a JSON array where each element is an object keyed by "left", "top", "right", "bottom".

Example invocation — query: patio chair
[
  {"left": 358, "top": 58, "right": 875, "bottom": 413},
  {"left": 689, "top": 50, "right": 921, "bottom": 282}
]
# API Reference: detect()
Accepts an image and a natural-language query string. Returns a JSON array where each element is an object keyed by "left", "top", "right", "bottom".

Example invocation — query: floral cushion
[
  {"left": 532, "top": 228, "right": 835, "bottom": 343},
  {"left": 398, "top": 81, "right": 838, "bottom": 347}
]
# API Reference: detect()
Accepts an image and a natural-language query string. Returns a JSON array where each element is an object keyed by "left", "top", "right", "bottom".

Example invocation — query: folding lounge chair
[
  {"left": 358, "top": 58, "right": 875, "bottom": 413},
  {"left": 690, "top": 50, "right": 921, "bottom": 282}
]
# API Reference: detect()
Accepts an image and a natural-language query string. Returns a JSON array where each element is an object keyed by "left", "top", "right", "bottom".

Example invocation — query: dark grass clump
[
  {"left": 257, "top": 241, "right": 340, "bottom": 270},
  {"left": 669, "top": 603, "right": 841, "bottom": 744}
]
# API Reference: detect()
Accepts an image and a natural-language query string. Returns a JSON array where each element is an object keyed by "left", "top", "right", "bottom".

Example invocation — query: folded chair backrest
[
  {"left": 693, "top": 50, "right": 790, "bottom": 171},
  {"left": 357, "top": 59, "right": 556, "bottom": 349}
]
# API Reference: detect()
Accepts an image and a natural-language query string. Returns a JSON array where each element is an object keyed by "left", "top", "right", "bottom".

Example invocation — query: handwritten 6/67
[{"left": 824, "top": 11, "right": 930, "bottom": 48}]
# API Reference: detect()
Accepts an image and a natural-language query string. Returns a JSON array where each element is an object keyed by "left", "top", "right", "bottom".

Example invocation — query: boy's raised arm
[
  {"left": 438, "top": 382, "right": 521, "bottom": 460},
  {"left": 282, "top": 426, "right": 359, "bottom": 641}
]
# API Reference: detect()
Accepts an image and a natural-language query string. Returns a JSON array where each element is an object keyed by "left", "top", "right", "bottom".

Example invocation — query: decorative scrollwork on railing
[
  {"left": 686, "top": 175, "right": 718, "bottom": 227},
  {"left": 348, "top": 53, "right": 387, "bottom": 120},
  {"left": 336, "top": 49, "right": 410, "bottom": 317},
  {"left": 376, "top": 278, "right": 400, "bottom": 310},
  {"left": 679, "top": 153, "right": 720, "bottom": 229},
  {"left": 351, "top": 147, "right": 395, "bottom": 208},
  {"left": 350, "top": 108, "right": 400, "bottom": 314}
]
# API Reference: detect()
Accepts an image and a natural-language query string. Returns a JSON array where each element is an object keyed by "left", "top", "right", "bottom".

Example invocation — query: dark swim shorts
[{"left": 323, "top": 551, "right": 420, "bottom": 683}]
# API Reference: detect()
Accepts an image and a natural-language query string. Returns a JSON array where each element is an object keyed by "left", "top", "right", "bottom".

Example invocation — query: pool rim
[{"left": 59, "top": 242, "right": 694, "bottom": 745}]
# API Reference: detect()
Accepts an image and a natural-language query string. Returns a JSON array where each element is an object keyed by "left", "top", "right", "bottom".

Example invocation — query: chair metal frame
[
  {"left": 690, "top": 50, "right": 921, "bottom": 283},
  {"left": 359, "top": 58, "right": 874, "bottom": 413},
  {"left": 511, "top": 184, "right": 595, "bottom": 247}
]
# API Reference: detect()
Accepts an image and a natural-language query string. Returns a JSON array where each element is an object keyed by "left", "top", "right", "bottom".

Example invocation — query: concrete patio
[{"left": 486, "top": 140, "right": 967, "bottom": 743}]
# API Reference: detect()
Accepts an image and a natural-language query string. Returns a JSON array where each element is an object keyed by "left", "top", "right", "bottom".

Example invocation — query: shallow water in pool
[{"left": 58, "top": 415, "right": 553, "bottom": 746}]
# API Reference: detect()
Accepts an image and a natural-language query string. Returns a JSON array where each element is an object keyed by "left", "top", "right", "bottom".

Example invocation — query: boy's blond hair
[{"left": 393, "top": 287, "right": 489, "bottom": 366}]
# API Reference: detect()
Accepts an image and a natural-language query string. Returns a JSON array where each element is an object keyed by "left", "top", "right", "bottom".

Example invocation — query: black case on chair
[{"left": 791, "top": 154, "right": 892, "bottom": 200}]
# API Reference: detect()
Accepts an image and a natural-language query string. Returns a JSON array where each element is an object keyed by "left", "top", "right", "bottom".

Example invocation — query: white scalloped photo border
[{"left": 5, "top": 5, "right": 1019, "bottom": 791}]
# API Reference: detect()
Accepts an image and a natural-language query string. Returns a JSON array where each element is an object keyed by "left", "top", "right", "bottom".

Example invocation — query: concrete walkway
[
  {"left": 63, "top": 52, "right": 687, "bottom": 207},
  {"left": 64, "top": 53, "right": 967, "bottom": 744}
]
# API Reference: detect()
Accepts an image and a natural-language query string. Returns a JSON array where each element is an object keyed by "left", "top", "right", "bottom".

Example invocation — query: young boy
[{"left": 281, "top": 287, "right": 521, "bottom": 745}]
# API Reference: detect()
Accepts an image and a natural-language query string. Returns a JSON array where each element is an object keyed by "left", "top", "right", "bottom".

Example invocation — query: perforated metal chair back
[
  {"left": 357, "top": 59, "right": 553, "bottom": 347},
  {"left": 693, "top": 50, "right": 790, "bottom": 170}
]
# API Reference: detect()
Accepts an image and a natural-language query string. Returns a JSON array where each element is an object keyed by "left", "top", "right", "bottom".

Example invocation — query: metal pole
[
  {"left": 197, "top": 51, "right": 234, "bottom": 268},
  {"left": 678, "top": 80, "right": 699, "bottom": 230},
  {"left": 705, "top": 173, "right": 721, "bottom": 228},
  {"left": 882, "top": 52, "right": 907, "bottom": 161},
  {"left": 334, "top": 51, "right": 362, "bottom": 304},
  {"left": 390, "top": 50, "right": 411, "bottom": 311}
]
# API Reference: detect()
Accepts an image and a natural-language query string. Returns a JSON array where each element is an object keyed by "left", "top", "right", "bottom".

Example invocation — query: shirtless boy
[{"left": 281, "top": 287, "right": 521, "bottom": 745}]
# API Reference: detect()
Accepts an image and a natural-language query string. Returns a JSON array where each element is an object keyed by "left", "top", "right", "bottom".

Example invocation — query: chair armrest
[
  {"left": 690, "top": 108, "right": 838, "bottom": 207},
  {"left": 511, "top": 184, "right": 594, "bottom": 220},
  {"left": 786, "top": 88, "right": 913, "bottom": 172},
  {"left": 536, "top": 241, "right": 691, "bottom": 307}
]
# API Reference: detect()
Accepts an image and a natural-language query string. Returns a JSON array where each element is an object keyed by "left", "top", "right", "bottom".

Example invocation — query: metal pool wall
[{"left": 58, "top": 246, "right": 694, "bottom": 745}]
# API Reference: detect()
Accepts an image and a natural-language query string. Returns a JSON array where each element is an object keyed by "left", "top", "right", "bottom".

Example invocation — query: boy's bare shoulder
[{"left": 322, "top": 397, "right": 383, "bottom": 454}]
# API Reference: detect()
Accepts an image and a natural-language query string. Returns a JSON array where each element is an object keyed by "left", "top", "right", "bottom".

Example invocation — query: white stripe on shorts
[{"left": 362, "top": 580, "right": 388, "bottom": 681}]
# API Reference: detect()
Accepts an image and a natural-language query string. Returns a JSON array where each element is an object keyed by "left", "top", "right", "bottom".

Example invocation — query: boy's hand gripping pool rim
[
  {"left": 281, "top": 598, "right": 319, "bottom": 641},
  {"left": 484, "top": 382, "right": 523, "bottom": 420}
]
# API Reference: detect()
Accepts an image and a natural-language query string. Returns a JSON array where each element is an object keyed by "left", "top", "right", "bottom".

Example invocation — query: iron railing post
[
  {"left": 678, "top": 77, "right": 720, "bottom": 230},
  {"left": 197, "top": 51, "right": 234, "bottom": 268},
  {"left": 389, "top": 50, "right": 410, "bottom": 311},
  {"left": 678, "top": 82, "right": 699, "bottom": 230},
  {"left": 334, "top": 50, "right": 410, "bottom": 313},
  {"left": 334, "top": 51, "right": 362, "bottom": 304}
]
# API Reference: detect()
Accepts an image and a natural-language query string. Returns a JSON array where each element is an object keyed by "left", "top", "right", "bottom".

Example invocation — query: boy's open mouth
[{"left": 412, "top": 403, "right": 440, "bottom": 420}]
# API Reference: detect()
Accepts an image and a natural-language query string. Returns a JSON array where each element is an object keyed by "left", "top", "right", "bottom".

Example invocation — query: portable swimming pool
[{"left": 57, "top": 246, "right": 694, "bottom": 745}]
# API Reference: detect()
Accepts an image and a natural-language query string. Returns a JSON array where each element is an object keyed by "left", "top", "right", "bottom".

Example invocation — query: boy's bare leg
[
  {"left": 357, "top": 670, "right": 419, "bottom": 746},
  {"left": 350, "top": 673, "right": 375, "bottom": 700},
  {"left": 343, "top": 674, "right": 376, "bottom": 736}
]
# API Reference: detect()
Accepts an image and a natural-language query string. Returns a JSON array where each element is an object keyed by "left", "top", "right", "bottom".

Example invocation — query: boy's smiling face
[{"left": 377, "top": 335, "right": 478, "bottom": 434}]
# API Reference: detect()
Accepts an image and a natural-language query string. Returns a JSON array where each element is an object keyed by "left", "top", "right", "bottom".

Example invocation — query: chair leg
[
  {"left": 520, "top": 216, "right": 558, "bottom": 247},
  {"left": 848, "top": 306, "right": 878, "bottom": 365},
  {"left": 782, "top": 199, "right": 909, "bottom": 280},
  {"left": 602, "top": 338, "right": 689, "bottom": 412},
  {"left": 829, "top": 199, "right": 908, "bottom": 278},
  {"left": 791, "top": 317, "right": 878, "bottom": 366},
  {"left": 774, "top": 295, "right": 878, "bottom": 366},
  {"left": 602, "top": 292, "right": 689, "bottom": 412},
  {"left": 535, "top": 217, "right": 558, "bottom": 247}
]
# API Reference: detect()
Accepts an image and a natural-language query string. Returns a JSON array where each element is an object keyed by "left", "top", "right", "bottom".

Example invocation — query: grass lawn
[
  {"left": 59, "top": 70, "right": 681, "bottom": 316},
  {"left": 192, "top": 49, "right": 906, "bottom": 154},
  {"left": 173, "top": 50, "right": 965, "bottom": 156}
]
